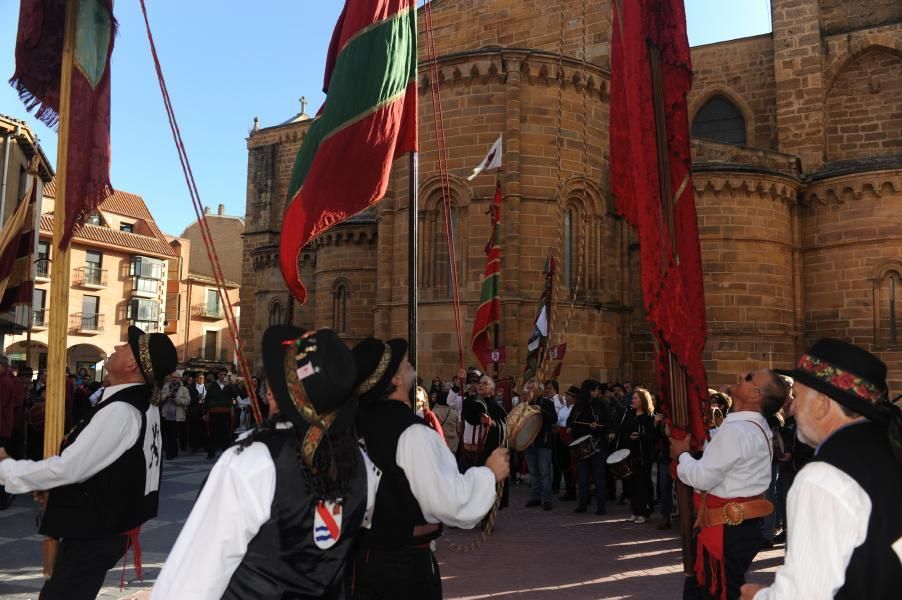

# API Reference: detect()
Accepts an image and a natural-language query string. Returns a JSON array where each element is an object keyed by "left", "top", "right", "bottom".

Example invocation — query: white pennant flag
[{"left": 467, "top": 135, "right": 503, "bottom": 181}]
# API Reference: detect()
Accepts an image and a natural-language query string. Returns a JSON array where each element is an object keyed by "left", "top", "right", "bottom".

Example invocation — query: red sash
[{"left": 693, "top": 492, "right": 758, "bottom": 600}]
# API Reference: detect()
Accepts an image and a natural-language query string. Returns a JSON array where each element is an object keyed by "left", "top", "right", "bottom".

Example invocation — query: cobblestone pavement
[{"left": 0, "top": 459, "right": 786, "bottom": 599}]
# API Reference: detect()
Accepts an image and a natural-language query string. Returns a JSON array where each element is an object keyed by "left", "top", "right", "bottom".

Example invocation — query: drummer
[
  {"left": 567, "top": 380, "right": 610, "bottom": 514},
  {"left": 554, "top": 387, "right": 578, "bottom": 501}
]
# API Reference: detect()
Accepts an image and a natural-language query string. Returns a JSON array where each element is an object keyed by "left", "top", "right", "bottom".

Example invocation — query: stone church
[{"left": 241, "top": 0, "right": 902, "bottom": 392}]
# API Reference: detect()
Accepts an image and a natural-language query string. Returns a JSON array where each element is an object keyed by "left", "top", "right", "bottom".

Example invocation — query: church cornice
[
  {"left": 693, "top": 172, "right": 800, "bottom": 204},
  {"left": 419, "top": 48, "right": 609, "bottom": 100},
  {"left": 803, "top": 169, "right": 902, "bottom": 206},
  {"left": 311, "top": 226, "right": 377, "bottom": 250}
]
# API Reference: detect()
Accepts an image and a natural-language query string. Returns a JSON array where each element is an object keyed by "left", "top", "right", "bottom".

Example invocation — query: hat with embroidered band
[
  {"left": 565, "top": 385, "right": 582, "bottom": 399},
  {"left": 776, "top": 338, "right": 888, "bottom": 422},
  {"left": 351, "top": 337, "right": 408, "bottom": 405},
  {"left": 466, "top": 368, "right": 483, "bottom": 384},
  {"left": 127, "top": 326, "right": 178, "bottom": 404},
  {"left": 261, "top": 325, "right": 359, "bottom": 467}
]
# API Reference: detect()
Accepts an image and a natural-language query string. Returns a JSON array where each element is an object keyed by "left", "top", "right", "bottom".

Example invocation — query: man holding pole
[
  {"left": 0, "top": 326, "right": 176, "bottom": 599},
  {"left": 670, "top": 369, "right": 789, "bottom": 600}
]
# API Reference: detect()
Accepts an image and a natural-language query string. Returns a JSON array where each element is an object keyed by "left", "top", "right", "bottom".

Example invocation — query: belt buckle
[{"left": 722, "top": 502, "right": 744, "bottom": 526}]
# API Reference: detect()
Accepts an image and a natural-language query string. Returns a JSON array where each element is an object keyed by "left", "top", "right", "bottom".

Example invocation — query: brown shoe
[{"left": 655, "top": 517, "right": 672, "bottom": 530}]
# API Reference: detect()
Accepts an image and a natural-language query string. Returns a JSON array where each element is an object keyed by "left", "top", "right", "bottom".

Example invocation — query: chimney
[
  {"left": 218, "top": 204, "right": 225, "bottom": 216},
  {"left": 203, "top": 206, "right": 210, "bottom": 215}
]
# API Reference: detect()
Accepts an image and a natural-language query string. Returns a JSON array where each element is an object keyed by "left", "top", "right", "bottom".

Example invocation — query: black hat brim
[
  {"left": 359, "top": 338, "right": 408, "bottom": 405},
  {"left": 777, "top": 367, "right": 885, "bottom": 423},
  {"left": 128, "top": 325, "right": 150, "bottom": 383},
  {"left": 262, "top": 324, "right": 357, "bottom": 435}
]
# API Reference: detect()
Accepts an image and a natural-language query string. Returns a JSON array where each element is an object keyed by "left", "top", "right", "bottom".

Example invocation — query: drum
[
  {"left": 569, "top": 435, "right": 599, "bottom": 460},
  {"left": 27, "top": 402, "right": 45, "bottom": 431},
  {"left": 606, "top": 448, "right": 633, "bottom": 479},
  {"left": 507, "top": 402, "right": 543, "bottom": 451}
]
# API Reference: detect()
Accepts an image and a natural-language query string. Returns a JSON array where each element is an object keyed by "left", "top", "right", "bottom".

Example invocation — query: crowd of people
[{"left": 0, "top": 327, "right": 899, "bottom": 599}]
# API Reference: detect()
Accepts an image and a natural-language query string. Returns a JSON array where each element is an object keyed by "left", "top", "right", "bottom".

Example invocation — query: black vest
[
  {"left": 358, "top": 400, "right": 443, "bottom": 549},
  {"left": 222, "top": 427, "right": 367, "bottom": 600},
  {"left": 41, "top": 384, "right": 159, "bottom": 539},
  {"left": 815, "top": 421, "right": 902, "bottom": 599}
]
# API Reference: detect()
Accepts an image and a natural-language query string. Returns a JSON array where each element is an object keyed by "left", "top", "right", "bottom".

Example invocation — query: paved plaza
[{"left": 0, "top": 457, "right": 785, "bottom": 599}]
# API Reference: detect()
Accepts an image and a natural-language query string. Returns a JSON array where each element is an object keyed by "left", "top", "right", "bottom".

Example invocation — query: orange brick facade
[{"left": 241, "top": 0, "right": 902, "bottom": 392}]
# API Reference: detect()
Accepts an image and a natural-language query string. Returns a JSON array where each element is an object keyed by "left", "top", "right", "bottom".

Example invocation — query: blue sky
[{"left": 0, "top": 0, "right": 771, "bottom": 237}]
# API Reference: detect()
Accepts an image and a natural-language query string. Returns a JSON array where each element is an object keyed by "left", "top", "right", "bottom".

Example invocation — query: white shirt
[
  {"left": 153, "top": 427, "right": 379, "bottom": 600},
  {"left": 677, "top": 411, "right": 772, "bottom": 498},
  {"left": 0, "top": 383, "right": 144, "bottom": 494},
  {"left": 88, "top": 386, "right": 106, "bottom": 407},
  {"left": 396, "top": 423, "right": 497, "bottom": 528},
  {"left": 195, "top": 383, "right": 206, "bottom": 399},
  {"left": 557, "top": 404, "right": 572, "bottom": 428},
  {"left": 552, "top": 394, "right": 564, "bottom": 414},
  {"left": 446, "top": 389, "right": 463, "bottom": 413},
  {"left": 754, "top": 461, "right": 874, "bottom": 599}
]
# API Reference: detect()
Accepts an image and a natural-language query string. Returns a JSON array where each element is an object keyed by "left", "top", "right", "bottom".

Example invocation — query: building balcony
[
  {"left": 74, "top": 265, "right": 107, "bottom": 289},
  {"left": 69, "top": 312, "right": 104, "bottom": 334},
  {"left": 192, "top": 303, "right": 224, "bottom": 319},
  {"left": 35, "top": 259, "right": 50, "bottom": 281},
  {"left": 32, "top": 308, "right": 47, "bottom": 330}
]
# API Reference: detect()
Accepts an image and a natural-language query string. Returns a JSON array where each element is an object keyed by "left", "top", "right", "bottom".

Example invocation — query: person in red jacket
[{"left": 0, "top": 355, "right": 19, "bottom": 509}]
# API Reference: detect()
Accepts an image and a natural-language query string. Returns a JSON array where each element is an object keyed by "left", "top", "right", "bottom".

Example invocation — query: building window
[
  {"left": 33, "top": 288, "right": 47, "bottom": 326},
  {"left": 206, "top": 288, "right": 222, "bottom": 318},
  {"left": 130, "top": 256, "right": 163, "bottom": 294},
  {"left": 876, "top": 270, "right": 900, "bottom": 348},
  {"left": 332, "top": 284, "right": 349, "bottom": 333},
  {"left": 85, "top": 212, "right": 102, "bottom": 226},
  {"left": 36, "top": 241, "right": 50, "bottom": 277},
  {"left": 691, "top": 95, "right": 747, "bottom": 145},
  {"left": 84, "top": 250, "right": 103, "bottom": 285},
  {"left": 81, "top": 295, "right": 100, "bottom": 329},
  {"left": 269, "top": 300, "right": 284, "bottom": 326},
  {"left": 563, "top": 209, "right": 574, "bottom": 289},
  {"left": 128, "top": 298, "right": 160, "bottom": 322},
  {"left": 120, "top": 223, "right": 134, "bottom": 233},
  {"left": 426, "top": 204, "right": 462, "bottom": 297}
]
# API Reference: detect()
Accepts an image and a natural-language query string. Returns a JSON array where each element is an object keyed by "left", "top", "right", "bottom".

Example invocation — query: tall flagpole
[
  {"left": 41, "top": 0, "right": 78, "bottom": 577},
  {"left": 408, "top": 152, "right": 418, "bottom": 368}
]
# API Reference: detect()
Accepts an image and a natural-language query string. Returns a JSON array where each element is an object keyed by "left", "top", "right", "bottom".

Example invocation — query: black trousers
[
  {"left": 206, "top": 412, "right": 232, "bottom": 457},
  {"left": 628, "top": 462, "right": 654, "bottom": 517},
  {"left": 163, "top": 419, "right": 180, "bottom": 459},
  {"left": 41, "top": 535, "right": 127, "bottom": 600},
  {"left": 684, "top": 518, "right": 764, "bottom": 600},
  {"left": 351, "top": 545, "right": 441, "bottom": 600},
  {"left": 576, "top": 450, "right": 607, "bottom": 509},
  {"left": 552, "top": 435, "right": 575, "bottom": 495}
]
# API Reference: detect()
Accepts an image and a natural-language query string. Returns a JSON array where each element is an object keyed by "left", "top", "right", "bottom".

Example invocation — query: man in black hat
[
  {"left": 670, "top": 367, "right": 789, "bottom": 600},
  {"left": 351, "top": 338, "right": 509, "bottom": 600},
  {"left": 0, "top": 326, "right": 176, "bottom": 600},
  {"left": 153, "top": 326, "right": 368, "bottom": 600},
  {"left": 741, "top": 339, "right": 902, "bottom": 600}
]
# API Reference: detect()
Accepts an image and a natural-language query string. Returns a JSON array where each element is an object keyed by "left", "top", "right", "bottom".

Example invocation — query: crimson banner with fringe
[
  {"left": 0, "top": 181, "right": 37, "bottom": 312},
  {"left": 610, "top": 0, "right": 708, "bottom": 446},
  {"left": 10, "top": 0, "right": 115, "bottom": 249}
]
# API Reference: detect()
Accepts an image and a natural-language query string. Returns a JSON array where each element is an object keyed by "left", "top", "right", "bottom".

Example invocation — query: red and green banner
[
  {"left": 0, "top": 180, "right": 37, "bottom": 312},
  {"left": 472, "top": 179, "right": 503, "bottom": 371},
  {"left": 10, "top": 0, "right": 115, "bottom": 249},
  {"left": 524, "top": 256, "right": 555, "bottom": 381},
  {"left": 279, "top": 0, "right": 418, "bottom": 303}
]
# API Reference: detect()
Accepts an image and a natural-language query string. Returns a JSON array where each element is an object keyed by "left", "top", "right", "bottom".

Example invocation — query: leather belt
[
  {"left": 696, "top": 499, "right": 774, "bottom": 528},
  {"left": 413, "top": 523, "right": 440, "bottom": 538}
]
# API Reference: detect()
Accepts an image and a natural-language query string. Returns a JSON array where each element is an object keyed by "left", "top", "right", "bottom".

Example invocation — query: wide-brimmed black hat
[
  {"left": 262, "top": 325, "right": 358, "bottom": 467},
  {"left": 128, "top": 326, "right": 177, "bottom": 390},
  {"left": 351, "top": 337, "right": 408, "bottom": 405},
  {"left": 466, "top": 368, "right": 483, "bottom": 384},
  {"left": 777, "top": 338, "right": 888, "bottom": 422},
  {"left": 565, "top": 384, "right": 582, "bottom": 399}
]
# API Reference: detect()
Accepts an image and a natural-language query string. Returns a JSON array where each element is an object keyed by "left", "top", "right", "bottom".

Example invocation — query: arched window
[
  {"left": 268, "top": 300, "right": 284, "bottom": 326},
  {"left": 875, "top": 270, "right": 901, "bottom": 348},
  {"left": 563, "top": 209, "right": 574, "bottom": 289},
  {"left": 332, "top": 283, "right": 349, "bottom": 333},
  {"left": 691, "top": 96, "right": 747, "bottom": 145},
  {"left": 421, "top": 194, "right": 464, "bottom": 297}
]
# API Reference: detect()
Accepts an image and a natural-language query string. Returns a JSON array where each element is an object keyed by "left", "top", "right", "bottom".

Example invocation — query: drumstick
[{"left": 572, "top": 421, "right": 600, "bottom": 426}]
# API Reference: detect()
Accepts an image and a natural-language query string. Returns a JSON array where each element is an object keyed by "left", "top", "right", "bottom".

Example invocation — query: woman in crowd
[{"left": 619, "top": 387, "right": 656, "bottom": 523}]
